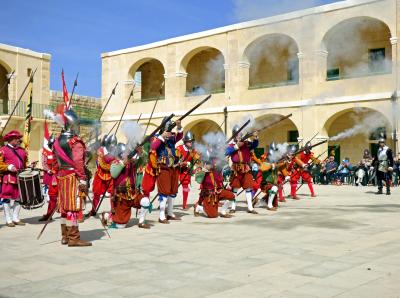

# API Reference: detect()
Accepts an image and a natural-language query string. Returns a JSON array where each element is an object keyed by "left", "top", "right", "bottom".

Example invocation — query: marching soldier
[
  {"left": 109, "top": 143, "right": 151, "bottom": 229},
  {"left": 176, "top": 131, "right": 198, "bottom": 210},
  {"left": 290, "top": 142, "right": 319, "bottom": 199},
  {"left": 0, "top": 130, "right": 28, "bottom": 227},
  {"left": 53, "top": 109, "right": 91, "bottom": 246},
  {"left": 86, "top": 134, "right": 116, "bottom": 218},
  {"left": 225, "top": 125, "right": 258, "bottom": 214},
  {"left": 143, "top": 118, "right": 183, "bottom": 223},
  {"left": 373, "top": 138, "right": 394, "bottom": 195},
  {"left": 38, "top": 134, "right": 58, "bottom": 221}
]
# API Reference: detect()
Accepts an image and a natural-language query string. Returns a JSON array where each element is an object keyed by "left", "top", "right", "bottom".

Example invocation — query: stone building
[
  {"left": 0, "top": 43, "right": 101, "bottom": 161},
  {"left": 101, "top": 0, "right": 399, "bottom": 163}
]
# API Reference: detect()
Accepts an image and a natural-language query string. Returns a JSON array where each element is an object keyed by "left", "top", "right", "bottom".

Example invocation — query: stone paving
[{"left": 0, "top": 184, "right": 399, "bottom": 298}]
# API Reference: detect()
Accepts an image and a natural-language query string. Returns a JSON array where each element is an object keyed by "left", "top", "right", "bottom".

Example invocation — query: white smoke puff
[
  {"left": 122, "top": 121, "right": 144, "bottom": 150},
  {"left": 268, "top": 143, "right": 289, "bottom": 162},
  {"left": 195, "top": 131, "right": 227, "bottom": 167},
  {"left": 329, "top": 112, "right": 386, "bottom": 141},
  {"left": 43, "top": 109, "right": 65, "bottom": 127}
]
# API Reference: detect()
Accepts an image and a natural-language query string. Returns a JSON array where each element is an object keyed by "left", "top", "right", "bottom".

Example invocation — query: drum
[{"left": 18, "top": 170, "right": 45, "bottom": 209}]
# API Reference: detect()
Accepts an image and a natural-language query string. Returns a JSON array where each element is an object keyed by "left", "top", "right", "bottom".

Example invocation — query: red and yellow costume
[
  {"left": 289, "top": 151, "right": 318, "bottom": 198},
  {"left": 90, "top": 147, "right": 114, "bottom": 214},
  {"left": 176, "top": 144, "right": 199, "bottom": 209},
  {"left": 40, "top": 147, "right": 59, "bottom": 219}
]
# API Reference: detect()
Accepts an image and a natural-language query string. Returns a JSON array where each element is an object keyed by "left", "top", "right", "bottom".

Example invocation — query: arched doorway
[
  {"left": 244, "top": 34, "right": 299, "bottom": 89},
  {"left": 0, "top": 62, "right": 10, "bottom": 114},
  {"left": 128, "top": 58, "right": 165, "bottom": 101},
  {"left": 255, "top": 114, "right": 299, "bottom": 156},
  {"left": 324, "top": 108, "right": 392, "bottom": 164},
  {"left": 322, "top": 17, "right": 392, "bottom": 80},
  {"left": 182, "top": 47, "right": 225, "bottom": 96},
  {"left": 184, "top": 119, "right": 224, "bottom": 144}
]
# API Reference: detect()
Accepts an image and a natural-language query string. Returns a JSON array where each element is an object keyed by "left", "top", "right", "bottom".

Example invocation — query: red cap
[{"left": 3, "top": 130, "right": 23, "bottom": 142}]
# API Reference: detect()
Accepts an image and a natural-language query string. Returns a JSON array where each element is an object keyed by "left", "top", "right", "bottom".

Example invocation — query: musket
[
  {"left": 226, "top": 119, "right": 251, "bottom": 144},
  {"left": 168, "top": 94, "right": 212, "bottom": 131},
  {"left": 115, "top": 84, "right": 135, "bottom": 136},
  {"left": 137, "top": 113, "right": 142, "bottom": 123},
  {"left": 241, "top": 114, "right": 293, "bottom": 141},
  {"left": 144, "top": 81, "right": 164, "bottom": 136},
  {"left": 67, "top": 72, "right": 79, "bottom": 110},
  {"left": 0, "top": 70, "right": 15, "bottom": 95},
  {"left": 99, "top": 82, "right": 118, "bottom": 119},
  {"left": 1, "top": 68, "right": 37, "bottom": 138},
  {"left": 127, "top": 113, "right": 175, "bottom": 159}
]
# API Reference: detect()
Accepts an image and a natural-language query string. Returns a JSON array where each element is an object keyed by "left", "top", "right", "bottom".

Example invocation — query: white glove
[
  {"left": 388, "top": 167, "right": 393, "bottom": 172},
  {"left": 370, "top": 166, "right": 374, "bottom": 170},
  {"left": 285, "top": 176, "right": 290, "bottom": 182}
]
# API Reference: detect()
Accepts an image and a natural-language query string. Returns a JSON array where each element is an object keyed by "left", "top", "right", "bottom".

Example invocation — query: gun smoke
[
  {"left": 329, "top": 111, "right": 386, "bottom": 141},
  {"left": 121, "top": 121, "right": 144, "bottom": 151}
]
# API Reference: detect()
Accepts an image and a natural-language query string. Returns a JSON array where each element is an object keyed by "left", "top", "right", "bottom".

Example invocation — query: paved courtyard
[{"left": 0, "top": 184, "right": 399, "bottom": 298}]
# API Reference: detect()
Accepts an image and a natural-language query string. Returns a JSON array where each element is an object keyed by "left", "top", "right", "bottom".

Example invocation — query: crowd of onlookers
[{"left": 310, "top": 149, "right": 400, "bottom": 187}]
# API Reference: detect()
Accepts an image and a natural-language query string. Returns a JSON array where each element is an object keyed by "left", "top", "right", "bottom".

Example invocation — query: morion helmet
[
  {"left": 183, "top": 131, "right": 195, "bottom": 143},
  {"left": 63, "top": 109, "right": 80, "bottom": 135}
]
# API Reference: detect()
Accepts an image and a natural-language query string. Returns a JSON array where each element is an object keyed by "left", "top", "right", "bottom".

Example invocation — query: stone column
[
  {"left": 236, "top": 61, "right": 250, "bottom": 98},
  {"left": 390, "top": 36, "right": 399, "bottom": 153}
]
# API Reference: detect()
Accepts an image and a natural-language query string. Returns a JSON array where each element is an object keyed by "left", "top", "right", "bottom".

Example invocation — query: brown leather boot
[
  {"left": 67, "top": 226, "right": 92, "bottom": 247},
  {"left": 61, "top": 224, "right": 68, "bottom": 245}
]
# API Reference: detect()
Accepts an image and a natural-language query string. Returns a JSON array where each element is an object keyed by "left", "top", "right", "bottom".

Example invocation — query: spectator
[
  {"left": 337, "top": 158, "right": 353, "bottom": 184},
  {"left": 320, "top": 156, "right": 337, "bottom": 184}
]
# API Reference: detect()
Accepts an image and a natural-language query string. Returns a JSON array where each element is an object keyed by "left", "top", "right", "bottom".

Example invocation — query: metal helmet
[
  {"left": 159, "top": 117, "right": 173, "bottom": 134},
  {"left": 63, "top": 109, "right": 80, "bottom": 134},
  {"left": 270, "top": 141, "right": 278, "bottom": 151},
  {"left": 48, "top": 134, "right": 56, "bottom": 150},
  {"left": 378, "top": 137, "right": 386, "bottom": 144},
  {"left": 108, "top": 134, "right": 118, "bottom": 147},
  {"left": 100, "top": 134, "right": 108, "bottom": 147},
  {"left": 304, "top": 141, "right": 312, "bottom": 153},
  {"left": 116, "top": 142, "right": 126, "bottom": 159},
  {"left": 232, "top": 124, "right": 240, "bottom": 136},
  {"left": 183, "top": 131, "right": 195, "bottom": 143},
  {"left": 289, "top": 144, "right": 298, "bottom": 154}
]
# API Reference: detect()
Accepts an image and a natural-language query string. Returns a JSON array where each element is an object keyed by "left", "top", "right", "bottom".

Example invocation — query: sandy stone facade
[{"left": 102, "top": 0, "right": 400, "bottom": 164}]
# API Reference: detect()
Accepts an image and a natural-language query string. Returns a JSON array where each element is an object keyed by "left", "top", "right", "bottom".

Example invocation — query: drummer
[{"left": 0, "top": 130, "right": 28, "bottom": 227}]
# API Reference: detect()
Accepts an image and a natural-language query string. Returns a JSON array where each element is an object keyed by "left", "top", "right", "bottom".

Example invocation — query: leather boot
[
  {"left": 67, "top": 226, "right": 92, "bottom": 247},
  {"left": 61, "top": 224, "right": 68, "bottom": 245}
]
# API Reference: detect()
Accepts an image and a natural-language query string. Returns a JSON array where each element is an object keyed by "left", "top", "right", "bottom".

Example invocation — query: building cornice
[
  {"left": 102, "top": 0, "right": 384, "bottom": 58},
  {"left": 103, "top": 91, "right": 393, "bottom": 122},
  {"left": 0, "top": 43, "right": 51, "bottom": 60}
]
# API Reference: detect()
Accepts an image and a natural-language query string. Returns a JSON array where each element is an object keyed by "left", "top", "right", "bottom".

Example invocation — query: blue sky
[{"left": 1, "top": 0, "right": 341, "bottom": 97}]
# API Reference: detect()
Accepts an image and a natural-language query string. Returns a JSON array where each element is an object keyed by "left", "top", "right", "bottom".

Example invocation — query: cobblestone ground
[{"left": 0, "top": 184, "right": 399, "bottom": 298}]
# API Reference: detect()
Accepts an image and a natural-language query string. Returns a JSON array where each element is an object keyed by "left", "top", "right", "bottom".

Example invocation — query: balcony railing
[{"left": 326, "top": 69, "right": 392, "bottom": 81}]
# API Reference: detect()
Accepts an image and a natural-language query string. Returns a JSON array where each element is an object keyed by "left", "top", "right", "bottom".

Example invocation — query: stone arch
[
  {"left": 0, "top": 60, "right": 12, "bottom": 114},
  {"left": 128, "top": 58, "right": 165, "bottom": 101},
  {"left": 180, "top": 47, "right": 225, "bottom": 96},
  {"left": 184, "top": 119, "right": 224, "bottom": 144},
  {"left": 323, "top": 107, "right": 393, "bottom": 163},
  {"left": 243, "top": 34, "right": 299, "bottom": 89},
  {"left": 254, "top": 114, "right": 300, "bottom": 152},
  {"left": 322, "top": 16, "right": 392, "bottom": 80}
]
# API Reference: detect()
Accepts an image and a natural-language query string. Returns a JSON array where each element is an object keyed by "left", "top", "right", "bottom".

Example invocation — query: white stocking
[
  {"left": 3, "top": 202, "right": 12, "bottom": 223},
  {"left": 159, "top": 196, "right": 167, "bottom": 220},
  {"left": 245, "top": 190, "right": 253, "bottom": 211},
  {"left": 167, "top": 196, "right": 175, "bottom": 217},
  {"left": 220, "top": 200, "right": 230, "bottom": 215},
  {"left": 268, "top": 186, "right": 278, "bottom": 209},
  {"left": 12, "top": 201, "right": 21, "bottom": 222},
  {"left": 139, "top": 197, "right": 150, "bottom": 224}
]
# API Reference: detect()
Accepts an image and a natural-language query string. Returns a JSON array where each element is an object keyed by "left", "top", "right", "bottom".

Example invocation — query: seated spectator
[
  {"left": 337, "top": 158, "right": 353, "bottom": 184},
  {"left": 320, "top": 156, "right": 337, "bottom": 184}
]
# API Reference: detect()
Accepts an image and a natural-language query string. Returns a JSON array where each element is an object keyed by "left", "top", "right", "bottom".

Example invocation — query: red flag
[{"left": 61, "top": 69, "right": 70, "bottom": 109}]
